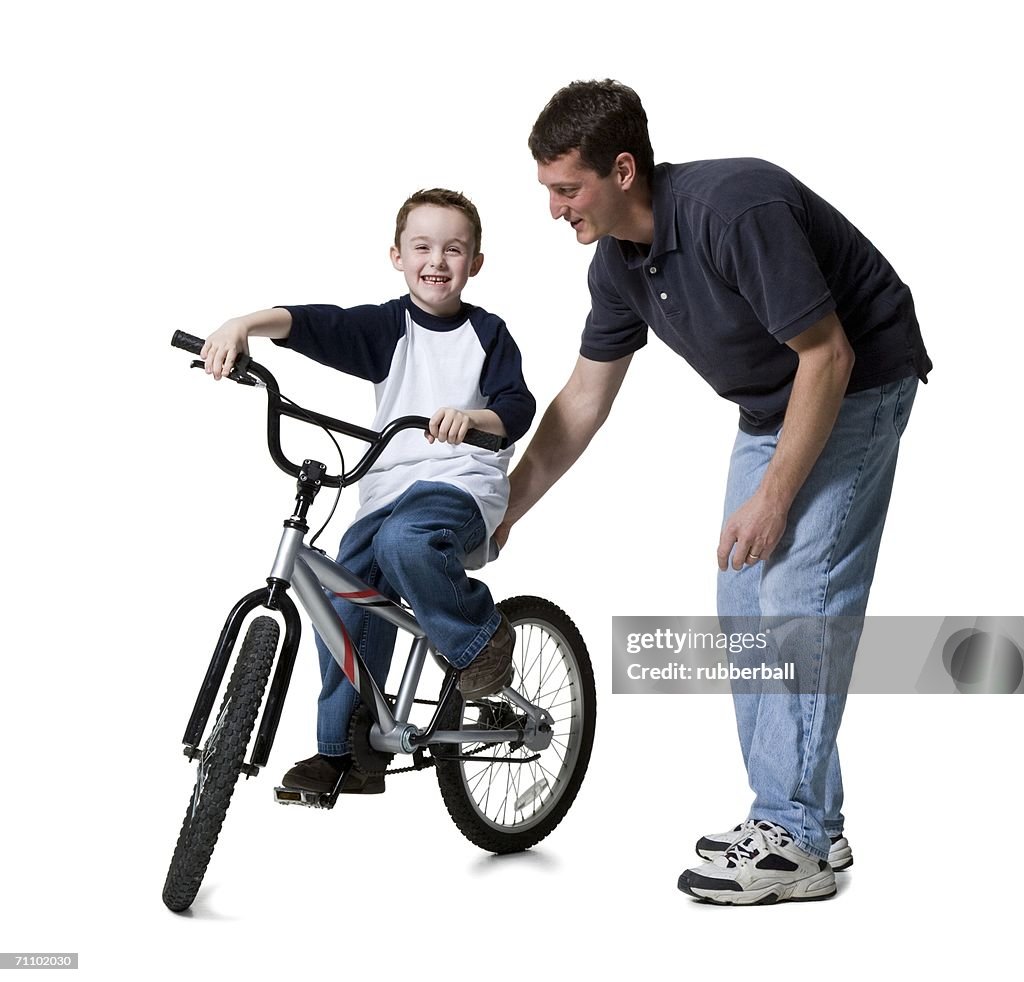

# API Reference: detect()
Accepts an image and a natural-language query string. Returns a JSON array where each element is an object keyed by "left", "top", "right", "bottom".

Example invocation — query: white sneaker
[
  {"left": 679, "top": 821, "right": 836, "bottom": 905},
  {"left": 696, "top": 821, "right": 854, "bottom": 870}
]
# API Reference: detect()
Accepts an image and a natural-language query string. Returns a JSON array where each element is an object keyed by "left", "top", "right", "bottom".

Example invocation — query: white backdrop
[{"left": 2, "top": 1, "right": 1021, "bottom": 978}]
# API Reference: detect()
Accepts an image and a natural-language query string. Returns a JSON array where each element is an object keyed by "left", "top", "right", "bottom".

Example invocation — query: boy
[{"left": 201, "top": 188, "right": 536, "bottom": 794}]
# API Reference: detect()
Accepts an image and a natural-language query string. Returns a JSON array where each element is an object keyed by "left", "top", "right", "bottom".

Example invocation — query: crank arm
[{"left": 423, "top": 727, "right": 522, "bottom": 746}]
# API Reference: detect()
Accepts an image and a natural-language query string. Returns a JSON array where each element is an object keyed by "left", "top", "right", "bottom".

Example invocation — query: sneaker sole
[{"left": 678, "top": 868, "right": 837, "bottom": 906}]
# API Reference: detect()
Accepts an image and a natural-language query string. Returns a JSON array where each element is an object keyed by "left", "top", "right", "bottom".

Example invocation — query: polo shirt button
[
  {"left": 650, "top": 266, "right": 657, "bottom": 274},
  {"left": 660, "top": 292, "right": 668, "bottom": 300}
]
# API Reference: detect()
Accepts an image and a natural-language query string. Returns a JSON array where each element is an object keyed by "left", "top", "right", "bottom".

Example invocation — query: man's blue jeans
[
  {"left": 313, "top": 480, "right": 501, "bottom": 755},
  {"left": 717, "top": 377, "right": 918, "bottom": 859}
]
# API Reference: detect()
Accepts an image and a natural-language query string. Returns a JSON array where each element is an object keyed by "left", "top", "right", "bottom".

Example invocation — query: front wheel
[
  {"left": 433, "top": 596, "right": 596, "bottom": 854},
  {"left": 162, "top": 616, "right": 279, "bottom": 912}
]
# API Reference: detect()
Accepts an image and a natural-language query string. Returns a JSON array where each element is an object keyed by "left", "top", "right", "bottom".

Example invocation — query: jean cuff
[
  {"left": 792, "top": 835, "right": 830, "bottom": 861},
  {"left": 447, "top": 609, "right": 502, "bottom": 669},
  {"left": 317, "top": 741, "right": 349, "bottom": 756}
]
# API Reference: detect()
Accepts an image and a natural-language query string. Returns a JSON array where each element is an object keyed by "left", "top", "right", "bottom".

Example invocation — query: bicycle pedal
[{"left": 273, "top": 786, "right": 331, "bottom": 808}]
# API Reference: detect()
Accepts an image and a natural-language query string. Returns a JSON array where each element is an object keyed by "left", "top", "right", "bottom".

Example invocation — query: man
[{"left": 499, "top": 79, "right": 930, "bottom": 905}]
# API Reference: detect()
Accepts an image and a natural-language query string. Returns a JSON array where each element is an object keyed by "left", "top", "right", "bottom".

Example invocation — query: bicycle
[{"left": 162, "top": 331, "right": 597, "bottom": 913}]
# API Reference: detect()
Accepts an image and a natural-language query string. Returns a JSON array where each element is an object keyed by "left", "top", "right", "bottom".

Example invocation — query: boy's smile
[{"left": 391, "top": 204, "right": 484, "bottom": 317}]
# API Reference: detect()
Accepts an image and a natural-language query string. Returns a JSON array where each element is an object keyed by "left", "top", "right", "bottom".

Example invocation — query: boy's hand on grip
[
  {"left": 201, "top": 319, "right": 251, "bottom": 380},
  {"left": 426, "top": 406, "right": 472, "bottom": 445}
]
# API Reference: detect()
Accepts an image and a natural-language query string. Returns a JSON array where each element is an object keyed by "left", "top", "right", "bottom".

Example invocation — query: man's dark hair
[
  {"left": 395, "top": 188, "right": 482, "bottom": 255},
  {"left": 528, "top": 79, "right": 655, "bottom": 182}
]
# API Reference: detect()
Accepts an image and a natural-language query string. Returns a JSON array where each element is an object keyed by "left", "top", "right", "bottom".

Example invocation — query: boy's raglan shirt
[{"left": 274, "top": 295, "right": 535, "bottom": 547}]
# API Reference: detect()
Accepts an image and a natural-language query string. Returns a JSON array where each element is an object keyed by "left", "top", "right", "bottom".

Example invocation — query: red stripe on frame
[
  {"left": 335, "top": 590, "right": 379, "bottom": 601},
  {"left": 343, "top": 630, "right": 358, "bottom": 687}
]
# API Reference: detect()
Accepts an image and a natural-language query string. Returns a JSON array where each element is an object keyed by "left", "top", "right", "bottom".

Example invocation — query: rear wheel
[
  {"left": 433, "top": 596, "right": 595, "bottom": 853},
  {"left": 162, "top": 616, "right": 279, "bottom": 912}
]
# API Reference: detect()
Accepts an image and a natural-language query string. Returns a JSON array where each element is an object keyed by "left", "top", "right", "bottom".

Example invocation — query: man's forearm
[
  {"left": 762, "top": 336, "right": 854, "bottom": 508},
  {"left": 504, "top": 354, "right": 632, "bottom": 527},
  {"left": 505, "top": 395, "right": 599, "bottom": 524},
  {"left": 718, "top": 314, "right": 855, "bottom": 570}
]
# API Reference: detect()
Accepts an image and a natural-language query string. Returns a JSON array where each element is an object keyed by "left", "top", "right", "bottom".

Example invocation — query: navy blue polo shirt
[{"left": 582, "top": 159, "right": 932, "bottom": 433}]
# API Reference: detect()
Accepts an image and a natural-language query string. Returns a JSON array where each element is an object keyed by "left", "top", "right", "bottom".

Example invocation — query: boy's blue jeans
[
  {"left": 313, "top": 480, "right": 501, "bottom": 755},
  {"left": 717, "top": 377, "right": 918, "bottom": 860}
]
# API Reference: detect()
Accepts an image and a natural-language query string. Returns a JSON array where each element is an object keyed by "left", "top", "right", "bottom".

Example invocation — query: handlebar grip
[
  {"left": 171, "top": 330, "right": 204, "bottom": 355},
  {"left": 170, "top": 330, "right": 252, "bottom": 375},
  {"left": 464, "top": 428, "right": 508, "bottom": 452}
]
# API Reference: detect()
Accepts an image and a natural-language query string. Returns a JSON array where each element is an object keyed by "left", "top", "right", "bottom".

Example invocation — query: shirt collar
[
  {"left": 402, "top": 294, "right": 470, "bottom": 331},
  {"left": 615, "top": 163, "right": 678, "bottom": 269}
]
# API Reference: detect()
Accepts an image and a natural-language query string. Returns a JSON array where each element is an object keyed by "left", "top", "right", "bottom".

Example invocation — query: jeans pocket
[
  {"left": 893, "top": 376, "right": 919, "bottom": 438},
  {"left": 455, "top": 511, "right": 486, "bottom": 559}
]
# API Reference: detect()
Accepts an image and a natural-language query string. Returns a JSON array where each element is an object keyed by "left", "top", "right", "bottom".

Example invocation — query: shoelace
[
  {"left": 727, "top": 819, "right": 757, "bottom": 840},
  {"left": 721, "top": 821, "right": 791, "bottom": 867}
]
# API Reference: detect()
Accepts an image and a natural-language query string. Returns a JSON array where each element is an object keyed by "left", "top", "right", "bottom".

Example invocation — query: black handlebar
[{"left": 171, "top": 331, "right": 508, "bottom": 488}]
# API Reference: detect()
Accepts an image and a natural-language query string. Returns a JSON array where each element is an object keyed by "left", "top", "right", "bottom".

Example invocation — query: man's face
[
  {"left": 391, "top": 204, "right": 483, "bottom": 317},
  {"left": 537, "top": 150, "right": 632, "bottom": 244}
]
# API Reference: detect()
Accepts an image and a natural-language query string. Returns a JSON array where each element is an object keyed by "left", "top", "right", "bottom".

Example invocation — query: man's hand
[
  {"left": 493, "top": 519, "right": 512, "bottom": 550},
  {"left": 717, "top": 489, "right": 789, "bottom": 571}
]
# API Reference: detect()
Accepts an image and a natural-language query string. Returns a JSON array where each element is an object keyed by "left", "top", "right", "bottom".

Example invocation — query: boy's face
[{"left": 391, "top": 204, "right": 483, "bottom": 317}]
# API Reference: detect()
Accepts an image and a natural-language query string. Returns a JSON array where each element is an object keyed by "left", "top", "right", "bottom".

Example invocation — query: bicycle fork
[{"left": 180, "top": 585, "right": 302, "bottom": 776}]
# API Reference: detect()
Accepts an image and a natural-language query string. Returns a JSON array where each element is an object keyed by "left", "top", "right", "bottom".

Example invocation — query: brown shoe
[
  {"left": 457, "top": 613, "right": 515, "bottom": 700},
  {"left": 281, "top": 754, "right": 385, "bottom": 794}
]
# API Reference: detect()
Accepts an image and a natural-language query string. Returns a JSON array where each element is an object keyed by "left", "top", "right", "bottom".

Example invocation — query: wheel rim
[{"left": 457, "top": 616, "right": 585, "bottom": 833}]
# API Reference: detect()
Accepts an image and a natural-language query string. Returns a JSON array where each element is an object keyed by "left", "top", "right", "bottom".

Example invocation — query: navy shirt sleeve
[
  {"left": 580, "top": 245, "right": 648, "bottom": 361},
  {"left": 714, "top": 202, "right": 836, "bottom": 343},
  {"left": 273, "top": 301, "right": 404, "bottom": 382},
  {"left": 470, "top": 309, "right": 536, "bottom": 443}
]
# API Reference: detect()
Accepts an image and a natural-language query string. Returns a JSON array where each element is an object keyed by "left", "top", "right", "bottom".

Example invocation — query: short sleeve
[
  {"left": 580, "top": 247, "right": 648, "bottom": 361},
  {"left": 715, "top": 202, "right": 836, "bottom": 343}
]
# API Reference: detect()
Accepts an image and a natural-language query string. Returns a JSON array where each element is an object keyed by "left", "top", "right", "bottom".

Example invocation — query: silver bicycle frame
[{"left": 268, "top": 522, "right": 552, "bottom": 757}]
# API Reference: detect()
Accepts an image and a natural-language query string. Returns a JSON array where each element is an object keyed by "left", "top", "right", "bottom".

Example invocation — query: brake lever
[{"left": 189, "top": 359, "right": 258, "bottom": 386}]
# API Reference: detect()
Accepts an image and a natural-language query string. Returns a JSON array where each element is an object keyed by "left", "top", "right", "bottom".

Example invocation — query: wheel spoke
[{"left": 533, "top": 681, "right": 574, "bottom": 709}]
